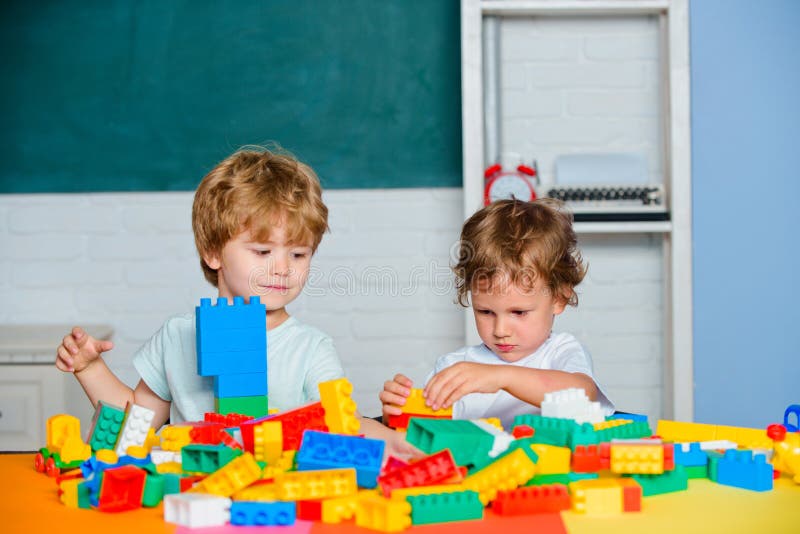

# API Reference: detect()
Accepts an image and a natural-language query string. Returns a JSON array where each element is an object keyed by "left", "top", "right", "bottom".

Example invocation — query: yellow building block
[
  {"left": 594, "top": 419, "right": 632, "bottom": 431},
  {"left": 47, "top": 414, "right": 81, "bottom": 453},
  {"left": 355, "top": 493, "right": 412, "bottom": 532},
  {"left": 463, "top": 447, "right": 536, "bottom": 504},
  {"left": 610, "top": 443, "right": 664, "bottom": 474},
  {"left": 253, "top": 420, "right": 283, "bottom": 464},
  {"left": 95, "top": 449, "right": 118, "bottom": 465},
  {"left": 59, "top": 478, "right": 82, "bottom": 508},
  {"left": 772, "top": 432, "right": 800, "bottom": 484},
  {"left": 144, "top": 427, "right": 161, "bottom": 451},
  {"left": 156, "top": 461, "right": 183, "bottom": 474},
  {"left": 233, "top": 481, "right": 279, "bottom": 501},
  {"left": 727, "top": 425, "right": 773, "bottom": 450},
  {"left": 275, "top": 468, "right": 358, "bottom": 501},
  {"left": 479, "top": 417, "right": 503, "bottom": 431},
  {"left": 569, "top": 478, "right": 623, "bottom": 515},
  {"left": 322, "top": 494, "right": 360, "bottom": 523},
  {"left": 59, "top": 435, "right": 92, "bottom": 463},
  {"left": 530, "top": 444, "right": 571, "bottom": 475},
  {"left": 656, "top": 420, "right": 717, "bottom": 442},
  {"left": 190, "top": 452, "right": 262, "bottom": 497},
  {"left": 401, "top": 389, "right": 453, "bottom": 418},
  {"left": 161, "top": 424, "right": 193, "bottom": 451},
  {"left": 319, "top": 378, "right": 361, "bottom": 435}
]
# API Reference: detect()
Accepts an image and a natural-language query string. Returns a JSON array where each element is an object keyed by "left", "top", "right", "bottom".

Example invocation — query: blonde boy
[
  {"left": 381, "top": 199, "right": 614, "bottom": 428},
  {"left": 56, "top": 148, "right": 345, "bottom": 428}
]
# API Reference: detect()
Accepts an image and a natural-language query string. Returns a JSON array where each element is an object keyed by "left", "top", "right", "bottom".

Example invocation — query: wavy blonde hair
[
  {"left": 192, "top": 147, "right": 328, "bottom": 287},
  {"left": 454, "top": 198, "right": 587, "bottom": 307}
]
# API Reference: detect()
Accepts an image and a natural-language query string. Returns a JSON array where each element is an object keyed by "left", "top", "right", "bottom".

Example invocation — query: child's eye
[
  {"left": 292, "top": 252, "right": 308, "bottom": 259},
  {"left": 254, "top": 249, "right": 271, "bottom": 256},
  {"left": 512, "top": 310, "right": 528, "bottom": 316},
  {"left": 476, "top": 309, "right": 493, "bottom": 315}
]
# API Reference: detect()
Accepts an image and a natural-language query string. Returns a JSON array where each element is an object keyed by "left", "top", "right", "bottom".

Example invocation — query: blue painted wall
[{"left": 691, "top": 0, "right": 800, "bottom": 427}]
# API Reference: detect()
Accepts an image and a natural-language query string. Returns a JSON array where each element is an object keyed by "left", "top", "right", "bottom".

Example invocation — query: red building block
[
  {"left": 378, "top": 450, "right": 458, "bottom": 496},
  {"left": 382, "top": 456, "right": 410, "bottom": 475},
  {"left": 97, "top": 465, "right": 146, "bottom": 513},
  {"left": 572, "top": 445, "right": 604, "bottom": 473},
  {"left": 493, "top": 484, "right": 570, "bottom": 515},
  {"left": 512, "top": 425, "right": 535, "bottom": 439},
  {"left": 204, "top": 412, "right": 255, "bottom": 427},
  {"left": 618, "top": 478, "right": 643, "bottom": 512},
  {"left": 663, "top": 443, "right": 675, "bottom": 471},
  {"left": 296, "top": 499, "right": 323, "bottom": 521},
  {"left": 179, "top": 475, "right": 206, "bottom": 492},
  {"left": 240, "top": 402, "right": 328, "bottom": 452},
  {"left": 189, "top": 422, "right": 225, "bottom": 444},
  {"left": 387, "top": 412, "right": 451, "bottom": 430}
]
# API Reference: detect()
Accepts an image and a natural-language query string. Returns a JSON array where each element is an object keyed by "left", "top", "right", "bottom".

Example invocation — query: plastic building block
[
  {"left": 319, "top": 378, "right": 361, "bottom": 435},
  {"left": 513, "top": 414, "right": 577, "bottom": 448},
  {"left": 569, "top": 479, "right": 624, "bottom": 515},
  {"left": 274, "top": 468, "right": 358, "bottom": 501},
  {"left": 215, "top": 395, "right": 269, "bottom": 417},
  {"left": 253, "top": 420, "right": 283, "bottom": 463},
  {"left": 629, "top": 464, "right": 689, "bottom": 496},
  {"left": 387, "top": 413, "right": 451, "bottom": 430},
  {"left": 594, "top": 418, "right": 633, "bottom": 431},
  {"left": 59, "top": 478, "right": 84, "bottom": 508},
  {"left": 320, "top": 494, "right": 360, "bottom": 523},
  {"left": 242, "top": 402, "right": 327, "bottom": 452},
  {"left": 189, "top": 452, "right": 262, "bottom": 497},
  {"left": 150, "top": 448, "right": 182, "bottom": 466},
  {"left": 463, "top": 448, "right": 537, "bottom": 505},
  {"left": 512, "top": 424, "right": 535, "bottom": 438},
  {"left": 571, "top": 444, "right": 605, "bottom": 473},
  {"left": 768, "top": 424, "right": 800, "bottom": 484},
  {"left": 382, "top": 456, "right": 410, "bottom": 473},
  {"left": 685, "top": 465, "right": 709, "bottom": 479},
  {"left": 716, "top": 449, "right": 773, "bottom": 491},
  {"left": 405, "top": 419, "right": 494, "bottom": 467},
  {"left": 673, "top": 442, "right": 709, "bottom": 467},
  {"left": 114, "top": 403, "right": 155, "bottom": 456},
  {"left": 608, "top": 412, "right": 649, "bottom": 424},
  {"left": 296, "top": 499, "right": 323, "bottom": 521},
  {"left": 297, "top": 430, "right": 384, "bottom": 488},
  {"left": 232, "top": 480, "right": 278, "bottom": 501},
  {"left": 230, "top": 501, "right": 296, "bottom": 526},
  {"left": 407, "top": 490, "right": 483, "bottom": 524},
  {"left": 187, "top": 422, "right": 224, "bottom": 445},
  {"left": 196, "top": 296, "right": 267, "bottom": 376},
  {"left": 182, "top": 444, "right": 242, "bottom": 473},
  {"left": 541, "top": 387, "right": 605, "bottom": 424},
  {"left": 530, "top": 444, "right": 571, "bottom": 475},
  {"left": 141, "top": 473, "right": 165, "bottom": 507},
  {"left": 97, "top": 465, "right": 146, "bottom": 512},
  {"left": 784, "top": 404, "right": 800, "bottom": 432},
  {"left": 164, "top": 493, "right": 231, "bottom": 528},
  {"left": 355, "top": 493, "right": 412, "bottom": 532},
  {"left": 87, "top": 401, "right": 126, "bottom": 452},
  {"left": 618, "top": 478, "right": 643, "bottom": 512},
  {"left": 59, "top": 435, "right": 92, "bottom": 464},
  {"left": 204, "top": 412, "right": 255, "bottom": 427},
  {"left": 525, "top": 472, "right": 598, "bottom": 486},
  {"left": 47, "top": 414, "right": 82, "bottom": 453},
  {"left": 399, "top": 388, "right": 453, "bottom": 418},
  {"left": 161, "top": 424, "right": 193, "bottom": 451},
  {"left": 493, "top": 484, "right": 570, "bottom": 515},
  {"left": 378, "top": 449, "right": 458, "bottom": 496},
  {"left": 472, "top": 419, "right": 514, "bottom": 458},
  {"left": 214, "top": 371, "right": 268, "bottom": 398},
  {"left": 609, "top": 443, "right": 665, "bottom": 474},
  {"left": 595, "top": 421, "right": 653, "bottom": 443},
  {"left": 388, "top": 483, "right": 467, "bottom": 501}
]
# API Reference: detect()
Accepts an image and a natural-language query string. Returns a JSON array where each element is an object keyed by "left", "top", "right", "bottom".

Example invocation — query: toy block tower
[{"left": 196, "top": 296, "right": 268, "bottom": 417}]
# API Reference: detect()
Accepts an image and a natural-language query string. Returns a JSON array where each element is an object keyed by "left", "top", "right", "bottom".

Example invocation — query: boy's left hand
[{"left": 423, "top": 362, "right": 505, "bottom": 411}]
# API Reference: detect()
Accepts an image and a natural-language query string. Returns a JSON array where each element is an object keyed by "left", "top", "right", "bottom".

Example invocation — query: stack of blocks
[{"left": 196, "top": 296, "right": 268, "bottom": 417}]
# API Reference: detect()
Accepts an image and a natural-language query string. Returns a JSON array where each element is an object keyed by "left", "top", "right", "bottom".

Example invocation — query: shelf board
[
  {"left": 574, "top": 220, "right": 672, "bottom": 234},
  {"left": 480, "top": 0, "right": 669, "bottom": 16}
]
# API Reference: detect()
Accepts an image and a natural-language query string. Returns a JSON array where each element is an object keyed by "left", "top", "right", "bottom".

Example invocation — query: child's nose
[
  {"left": 493, "top": 317, "right": 510, "bottom": 338},
  {"left": 271, "top": 254, "right": 290, "bottom": 275}
]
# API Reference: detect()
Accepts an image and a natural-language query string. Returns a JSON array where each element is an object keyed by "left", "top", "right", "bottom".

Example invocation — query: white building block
[
  {"left": 472, "top": 420, "right": 514, "bottom": 458},
  {"left": 149, "top": 447, "right": 182, "bottom": 465},
  {"left": 541, "top": 388, "right": 605, "bottom": 424},
  {"left": 115, "top": 403, "right": 155, "bottom": 456},
  {"left": 164, "top": 493, "right": 231, "bottom": 528}
]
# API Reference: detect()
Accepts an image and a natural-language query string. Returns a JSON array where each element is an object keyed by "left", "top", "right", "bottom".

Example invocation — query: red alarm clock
[{"left": 483, "top": 162, "right": 538, "bottom": 206}]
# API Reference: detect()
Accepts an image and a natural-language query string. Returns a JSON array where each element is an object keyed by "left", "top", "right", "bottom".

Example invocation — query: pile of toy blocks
[{"left": 37, "top": 383, "right": 799, "bottom": 529}]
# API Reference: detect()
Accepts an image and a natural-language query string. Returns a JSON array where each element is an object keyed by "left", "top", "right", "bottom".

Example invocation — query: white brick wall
[{"left": 0, "top": 186, "right": 663, "bottom": 423}]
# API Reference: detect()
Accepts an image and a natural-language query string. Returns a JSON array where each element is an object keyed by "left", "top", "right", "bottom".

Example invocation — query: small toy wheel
[
  {"left": 767, "top": 423, "right": 787, "bottom": 442},
  {"left": 34, "top": 452, "right": 45, "bottom": 473},
  {"left": 45, "top": 457, "right": 59, "bottom": 477}
]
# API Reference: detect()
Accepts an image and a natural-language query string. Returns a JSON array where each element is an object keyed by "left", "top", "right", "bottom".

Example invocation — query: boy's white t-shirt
[
  {"left": 133, "top": 314, "right": 344, "bottom": 424},
  {"left": 425, "top": 332, "right": 615, "bottom": 429}
]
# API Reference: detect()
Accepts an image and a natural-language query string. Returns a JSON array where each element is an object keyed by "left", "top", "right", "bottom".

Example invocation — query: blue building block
[
  {"left": 716, "top": 450, "right": 773, "bottom": 492},
  {"left": 196, "top": 296, "right": 267, "bottom": 376},
  {"left": 784, "top": 404, "right": 800, "bottom": 432},
  {"left": 214, "top": 371, "right": 268, "bottom": 398},
  {"left": 673, "top": 442, "right": 709, "bottom": 467},
  {"left": 296, "top": 430, "right": 384, "bottom": 488},
  {"left": 230, "top": 501, "right": 296, "bottom": 526},
  {"left": 608, "top": 412, "right": 649, "bottom": 424}
]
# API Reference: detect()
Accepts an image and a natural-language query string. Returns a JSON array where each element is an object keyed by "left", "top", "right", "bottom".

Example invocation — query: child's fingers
[
  {"left": 379, "top": 390, "right": 408, "bottom": 409},
  {"left": 383, "top": 379, "right": 410, "bottom": 398},
  {"left": 56, "top": 346, "right": 74, "bottom": 372},
  {"left": 382, "top": 404, "right": 403, "bottom": 417},
  {"left": 93, "top": 339, "right": 114, "bottom": 354},
  {"left": 62, "top": 334, "right": 79, "bottom": 355},
  {"left": 393, "top": 374, "right": 413, "bottom": 388}
]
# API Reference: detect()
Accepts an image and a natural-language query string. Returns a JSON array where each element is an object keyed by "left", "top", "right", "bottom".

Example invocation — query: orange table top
[{"left": 3, "top": 452, "right": 799, "bottom": 534}]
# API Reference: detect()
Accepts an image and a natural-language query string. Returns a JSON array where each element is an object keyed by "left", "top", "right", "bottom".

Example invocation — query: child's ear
[
  {"left": 552, "top": 287, "right": 571, "bottom": 315},
  {"left": 203, "top": 252, "right": 221, "bottom": 270}
]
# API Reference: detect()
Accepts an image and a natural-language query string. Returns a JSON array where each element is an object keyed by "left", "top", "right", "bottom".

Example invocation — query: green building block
[
  {"left": 182, "top": 444, "right": 242, "bottom": 473},
  {"left": 685, "top": 465, "right": 709, "bottom": 479},
  {"left": 470, "top": 437, "right": 539, "bottom": 472},
  {"left": 596, "top": 421, "right": 653, "bottom": 442},
  {"left": 629, "top": 464, "right": 689, "bottom": 496},
  {"left": 87, "top": 401, "right": 126, "bottom": 451},
  {"left": 142, "top": 473, "right": 165, "bottom": 507},
  {"left": 406, "top": 419, "right": 494, "bottom": 467},
  {"left": 161, "top": 473, "right": 183, "bottom": 496},
  {"left": 525, "top": 472, "right": 599, "bottom": 486},
  {"left": 215, "top": 395, "right": 268, "bottom": 417},
  {"left": 513, "top": 414, "right": 577, "bottom": 448},
  {"left": 77, "top": 480, "right": 92, "bottom": 509},
  {"left": 706, "top": 451, "right": 724, "bottom": 482},
  {"left": 406, "top": 490, "right": 483, "bottom": 525}
]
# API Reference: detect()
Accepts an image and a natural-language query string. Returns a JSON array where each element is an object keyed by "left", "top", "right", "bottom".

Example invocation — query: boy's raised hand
[
  {"left": 55, "top": 326, "right": 114, "bottom": 373},
  {"left": 423, "top": 362, "right": 504, "bottom": 411},
  {"left": 379, "top": 373, "right": 413, "bottom": 424}
]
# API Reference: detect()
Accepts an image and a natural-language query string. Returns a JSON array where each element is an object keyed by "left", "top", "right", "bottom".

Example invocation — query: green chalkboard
[{"left": 0, "top": 1, "right": 462, "bottom": 193}]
